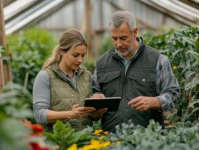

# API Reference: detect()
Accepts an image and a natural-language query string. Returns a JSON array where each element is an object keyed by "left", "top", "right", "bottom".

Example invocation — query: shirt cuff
[{"left": 156, "top": 93, "right": 174, "bottom": 111}]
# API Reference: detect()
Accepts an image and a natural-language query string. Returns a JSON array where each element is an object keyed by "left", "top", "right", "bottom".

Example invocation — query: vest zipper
[
  {"left": 120, "top": 61, "right": 126, "bottom": 124},
  {"left": 121, "top": 56, "right": 136, "bottom": 123}
]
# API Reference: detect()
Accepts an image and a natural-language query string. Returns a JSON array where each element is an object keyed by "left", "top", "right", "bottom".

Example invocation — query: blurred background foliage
[
  {"left": 6, "top": 26, "right": 58, "bottom": 93},
  {"left": 0, "top": 82, "right": 33, "bottom": 150}
]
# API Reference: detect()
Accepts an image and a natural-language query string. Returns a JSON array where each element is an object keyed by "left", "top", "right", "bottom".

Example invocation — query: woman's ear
[{"left": 59, "top": 49, "right": 64, "bottom": 56}]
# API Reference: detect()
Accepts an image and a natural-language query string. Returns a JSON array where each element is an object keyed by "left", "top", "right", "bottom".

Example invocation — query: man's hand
[
  {"left": 128, "top": 96, "right": 161, "bottom": 111},
  {"left": 90, "top": 93, "right": 105, "bottom": 98},
  {"left": 89, "top": 108, "right": 107, "bottom": 121}
]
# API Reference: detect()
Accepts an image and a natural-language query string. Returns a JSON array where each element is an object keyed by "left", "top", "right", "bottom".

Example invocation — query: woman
[{"left": 33, "top": 29, "right": 95, "bottom": 132}]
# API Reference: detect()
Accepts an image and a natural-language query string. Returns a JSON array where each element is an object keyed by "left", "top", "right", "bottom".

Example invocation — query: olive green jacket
[{"left": 43, "top": 64, "right": 93, "bottom": 132}]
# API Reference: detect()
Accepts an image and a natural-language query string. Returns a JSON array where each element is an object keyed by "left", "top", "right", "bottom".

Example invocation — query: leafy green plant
[
  {"left": 0, "top": 45, "right": 12, "bottom": 66},
  {"left": 44, "top": 120, "right": 93, "bottom": 150},
  {"left": 0, "top": 82, "right": 34, "bottom": 150},
  {"left": 99, "top": 36, "right": 113, "bottom": 56},
  {"left": 6, "top": 26, "right": 58, "bottom": 93},
  {"left": 0, "top": 118, "right": 31, "bottom": 150},
  {"left": 82, "top": 60, "right": 96, "bottom": 74},
  {"left": 0, "top": 82, "right": 33, "bottom": 120},
  {"left": 100, "top": 120, "right": 199, "bottom": 150},
  {"left": 42, "top": 119, "right": 199, "bottom": 150},
  {"left": 0, "top": 45, "right": 5, "bottom": 53},
  {"left": 144, "top": 26, "right": 199, "bottom": 122}
]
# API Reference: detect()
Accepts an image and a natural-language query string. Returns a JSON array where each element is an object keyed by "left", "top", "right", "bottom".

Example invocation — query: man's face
[{"left": 110, "top": 23, "right": 137, "bottom": 59}]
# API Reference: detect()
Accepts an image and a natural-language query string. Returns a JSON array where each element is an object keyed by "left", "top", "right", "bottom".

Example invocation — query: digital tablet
[{"left": 84, "top": 97, "right": 121, "bottom": 112}]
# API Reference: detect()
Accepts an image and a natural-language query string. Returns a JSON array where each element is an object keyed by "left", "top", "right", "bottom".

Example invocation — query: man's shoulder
[{"left": 144, "top": 45, "right": 160, "bottom": 54}]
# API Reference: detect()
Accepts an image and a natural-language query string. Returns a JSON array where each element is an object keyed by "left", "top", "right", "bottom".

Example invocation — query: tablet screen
[{"left": 84, "top": 97, "right": 121, "bottom": 112}]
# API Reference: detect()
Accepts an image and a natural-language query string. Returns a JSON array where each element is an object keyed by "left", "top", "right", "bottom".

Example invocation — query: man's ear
[{"left": 133, "top": 28, "right": 138, "bottom": 37}]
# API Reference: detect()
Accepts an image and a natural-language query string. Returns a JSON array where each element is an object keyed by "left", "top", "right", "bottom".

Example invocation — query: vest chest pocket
[
  {"left": 127, "top": 70, "right": 157, "bottom": 97},
  {"left": 98, "top": 71, "right": 121, "bottom": 97}
]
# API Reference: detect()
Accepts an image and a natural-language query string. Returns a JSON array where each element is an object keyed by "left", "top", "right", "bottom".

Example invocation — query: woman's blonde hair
[{"left": 42, "top": 29, "right": 87, "bottom": 69}]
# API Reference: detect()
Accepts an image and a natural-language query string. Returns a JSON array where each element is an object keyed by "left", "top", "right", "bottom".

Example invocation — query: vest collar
[{"left": 48, "top": 63, "right": 87, "bottom": 82}]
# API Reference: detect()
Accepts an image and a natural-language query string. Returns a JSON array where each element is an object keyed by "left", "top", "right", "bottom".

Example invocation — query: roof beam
[
  {"left": 5, "top": 0, "right": 75, "bottom": 35},
  {"left": 140, "top": 0, "right": 199, "bottom": 26},
  {"left": 179, "top": 0, "right": 199, "bottom": 9},
  {"left": 3, "top": 0, "right": 15, "bottom": 7}
]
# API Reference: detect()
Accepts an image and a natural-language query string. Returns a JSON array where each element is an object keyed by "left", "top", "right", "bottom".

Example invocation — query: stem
[{"left": 24, "top": 71, "right": 29, "bottom": 89}]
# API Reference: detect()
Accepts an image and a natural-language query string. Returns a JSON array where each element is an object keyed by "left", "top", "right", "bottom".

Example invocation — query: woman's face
[{"left": 60, "top": 44, "right": 87, "bottom": 71}]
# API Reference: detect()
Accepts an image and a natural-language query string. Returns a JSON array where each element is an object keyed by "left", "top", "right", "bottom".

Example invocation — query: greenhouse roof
[
  {"left": 4, "top": 0, "right": 73, "bottom": 34},
  {"left": 3, "top": 0, "right": 199, "bottom": 34},
  {"left": 139, "top": 0, "right": 199, "bottom": 26}
]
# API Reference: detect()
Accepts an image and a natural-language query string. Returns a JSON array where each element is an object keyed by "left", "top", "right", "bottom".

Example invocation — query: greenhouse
[{"left": 0, "top": 0, "right": 199, "bottom": 150}]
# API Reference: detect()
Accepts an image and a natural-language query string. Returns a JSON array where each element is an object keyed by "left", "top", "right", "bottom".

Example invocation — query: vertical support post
[
  {"left": 0, "top": 1, "right": 12, "bottom": 91},
  {"left": 82, "top": 0, "right": 93, "bottom": 57}
]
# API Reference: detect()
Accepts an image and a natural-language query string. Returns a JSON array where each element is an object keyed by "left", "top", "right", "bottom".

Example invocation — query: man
[{"left": 89, "top": 10, "right": 180, "bottom": 132}]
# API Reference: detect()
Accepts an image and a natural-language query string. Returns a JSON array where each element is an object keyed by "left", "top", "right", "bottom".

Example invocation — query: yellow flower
[
  {"left": 67, "top": 144, "right": 78, "bottom": 150},
  {"left": 101, "top": 141, "right": 111, "bottom": 148},
  {"left": 79, "top": 139, "right": 101, "bottom": 150},
  {"left": 99, "top": 136, "right": 104, "bottom": 140},
  {"left": 103, "top": 131, "right": 109, "bottom": 135},
  {"left": 78, "top": 139, "right": 111, "bottom": 150},
  {"left": 90, "top": 139, "right": 101, "bottom": 145},
  {"left": 94, "top": 129, "right": 103, "bottom": 135},
  {"left": 116, "top": 141, "right": 121, "bottom": 145},
  {"left": 173, "top": 66, "right": 177, "bottom": 70}
]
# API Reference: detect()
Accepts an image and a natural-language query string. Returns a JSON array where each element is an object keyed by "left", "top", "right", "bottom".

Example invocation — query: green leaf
[
  {"left": 0, "top": 46, "right": 5, "bottom": 53},
  {"left": 182, "top": 37, "right": 195, "bottom": 46},
  {"left": 189, "top": 100, "right": 199, "bottom": 108},
  {"left": 53, "top": 120, "right": 67, "bottom": 135},
  {"left": 190, "top": 107, "right": 199, "bottom": 116},
  {"left": 186, "top": 50, "right": 199, "bottom": 64}
]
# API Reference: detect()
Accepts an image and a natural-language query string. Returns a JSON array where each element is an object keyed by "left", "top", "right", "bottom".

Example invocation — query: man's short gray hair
[{"left": 109, "top": 10, "right": 136, "bottom": 32}]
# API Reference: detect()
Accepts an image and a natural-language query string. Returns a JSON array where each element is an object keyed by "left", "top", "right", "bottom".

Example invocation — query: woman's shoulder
[
  {"left": 37, "top": 70, "right": 49, "bottom": 79},
  {"left": 34, "top": 70, "right": 50, "bottom": 88}
]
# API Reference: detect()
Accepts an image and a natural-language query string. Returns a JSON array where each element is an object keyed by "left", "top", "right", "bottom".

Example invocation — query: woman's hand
[{"left": 71, "top": 104, "right": 96, "bottom": 119}]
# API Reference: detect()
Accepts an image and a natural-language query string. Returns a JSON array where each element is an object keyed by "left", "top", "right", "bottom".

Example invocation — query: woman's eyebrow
[{"left": 73, "top": 52, "right": 86, "bottom": 55}]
